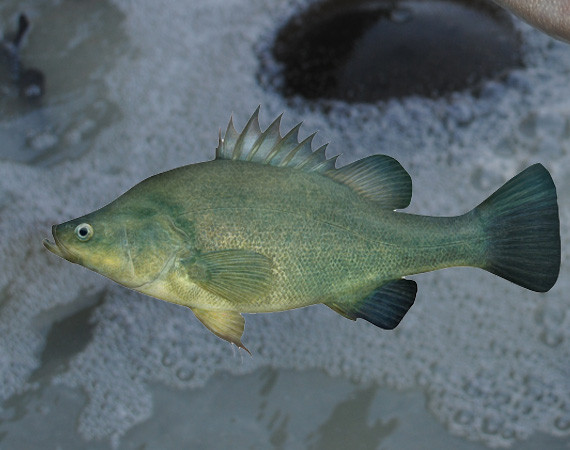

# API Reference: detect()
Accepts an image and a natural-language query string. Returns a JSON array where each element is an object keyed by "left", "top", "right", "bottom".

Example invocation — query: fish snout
[{"left": 43, "top": 224, "right": 79, "bottom": 263}]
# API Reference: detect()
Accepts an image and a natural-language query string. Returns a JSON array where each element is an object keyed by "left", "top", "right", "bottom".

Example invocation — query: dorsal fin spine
[
  {"left": 279, "top": 132, "right": 316, "bottom": 167},
  {"left": 245, "top": 132, "right": 266, "bottom": 162},
  {"left": 296, "top": 144, "right": 328, "bottom": 169},
  {"left": 232, "top": 108, "right": 261, "bottom": 160},
  {"left": 218, "top": 115, "right": 239, "bottom": 159},
  {"left": 312, "top": 154, "right": 338, "bottom": 172},
  {"left": 265, "top": 122, "right": 302, "bottom": 164},
  {"left": 247, "top": 114, "right": 283, "bottom": 162}
]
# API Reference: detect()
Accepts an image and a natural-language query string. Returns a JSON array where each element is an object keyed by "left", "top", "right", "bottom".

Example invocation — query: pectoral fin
[
  {"left": 326, "top": 279, "right": 417, "bottom": 330},
  {"left": 182, "top": 249, "right": 273, "bottom": 304},
  {"left": 192, "top": 308, "right": 250, "bottom": 354}
]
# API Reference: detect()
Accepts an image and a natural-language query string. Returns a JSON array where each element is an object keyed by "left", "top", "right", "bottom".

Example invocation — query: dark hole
[{"left": 262, "top": 0, "right": 522, "bottom": 102}]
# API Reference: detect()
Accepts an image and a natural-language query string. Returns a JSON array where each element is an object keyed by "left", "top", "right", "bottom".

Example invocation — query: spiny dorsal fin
[
  {"left": 216, "top": 108, "right": 412, "bottom": 207},
  {"left": 216, "top": 106, "right": 334, "bottom": 173}
]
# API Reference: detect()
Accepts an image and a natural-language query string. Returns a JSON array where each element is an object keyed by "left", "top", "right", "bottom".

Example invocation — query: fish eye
[{"left": 75, "top": 223, "right": 93, "bottom": 242}]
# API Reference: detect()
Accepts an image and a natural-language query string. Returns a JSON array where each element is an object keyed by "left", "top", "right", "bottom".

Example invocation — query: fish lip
[{"left": 43, "top": 225, "right": 79, "bottom": 263}]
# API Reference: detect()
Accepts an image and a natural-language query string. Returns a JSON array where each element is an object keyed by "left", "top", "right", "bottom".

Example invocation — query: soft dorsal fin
[
  {"left": 327, "top": 155, "right": 412, "bottom": 209},
  {"left": 216, "top": 108, "right": 412, "bottom": 208}
]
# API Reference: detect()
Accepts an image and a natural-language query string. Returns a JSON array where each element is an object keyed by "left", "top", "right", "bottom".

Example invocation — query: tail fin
[{"left": 475, "top": 164, "right": 560, "bottom": 292}]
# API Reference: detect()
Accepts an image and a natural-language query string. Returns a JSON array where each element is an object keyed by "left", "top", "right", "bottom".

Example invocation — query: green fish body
[{"left": 44, "top": 109, "right": 561, "bottom": 351}]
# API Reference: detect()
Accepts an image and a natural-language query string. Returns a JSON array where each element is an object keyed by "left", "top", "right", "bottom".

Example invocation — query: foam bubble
[{"left": 0, "top": 0, "right": 569, "bottom": 447}]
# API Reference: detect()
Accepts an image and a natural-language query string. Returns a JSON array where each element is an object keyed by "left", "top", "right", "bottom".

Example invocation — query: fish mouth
[{"left": 43, "top": 225, "right": 79, "bottom": 263}]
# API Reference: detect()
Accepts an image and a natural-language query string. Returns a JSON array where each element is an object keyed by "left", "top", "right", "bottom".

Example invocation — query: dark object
[
  {"left": 1, "top": 13, "right": 45, "bottom": 99},
  {"left": 19, "top": 67, "right": 45, "bottom": 99},
  {"left": 266, "top": 0, "right": 522, "bottom": 102},
  {"left": 14, "top": 13, "right": 30, "bottom": 47}
]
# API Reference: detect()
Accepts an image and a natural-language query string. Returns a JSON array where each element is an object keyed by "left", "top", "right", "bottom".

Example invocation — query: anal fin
[
  {"left": 326, "top": 279, "right": 417, "bottom": 330},
  {"left": 327, "top": 155, "right": 412, "bottom": 209},
  {"left": 192, "top": 308, "right": 250, "bottom": 354}
]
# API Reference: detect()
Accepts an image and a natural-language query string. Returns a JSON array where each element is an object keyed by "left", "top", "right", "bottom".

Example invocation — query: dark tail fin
[{"left": 474, "top": 164, "right": 560, "bottom": 292}]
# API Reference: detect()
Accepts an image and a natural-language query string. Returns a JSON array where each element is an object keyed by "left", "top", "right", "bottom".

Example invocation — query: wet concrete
[{"left": 268, "top": 0, "right": 522, "bottom": 102}]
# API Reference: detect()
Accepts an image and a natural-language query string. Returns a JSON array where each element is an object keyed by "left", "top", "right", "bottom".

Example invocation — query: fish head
[{"left": 43, "top": 206, "right": 181, "bottom": 289}]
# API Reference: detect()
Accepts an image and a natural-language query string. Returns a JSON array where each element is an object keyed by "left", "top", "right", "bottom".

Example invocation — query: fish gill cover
[{"left": 0, "top": 0, "right": 569, "bottom": 448}]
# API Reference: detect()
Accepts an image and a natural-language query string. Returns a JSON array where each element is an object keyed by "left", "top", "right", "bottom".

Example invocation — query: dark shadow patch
[
  {"left": 30, "top": 291, "right": 103, "bottom": 381},
  {"left": 306, "top": 386, "right": 398, "bottom": 449},
  {"left": 260, "top": 0, "right": 522, "bottom": 103}
]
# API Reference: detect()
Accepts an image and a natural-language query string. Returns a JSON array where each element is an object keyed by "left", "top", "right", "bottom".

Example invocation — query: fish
[
  {"left": 492, "top": 0, "right": 570, "bottom": 43},
  {"left": 43, "top": 108, "right": 561, "bottom": 352},
  {"left": 1, "top": 13, "right": 44, "bottom": 99}
]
